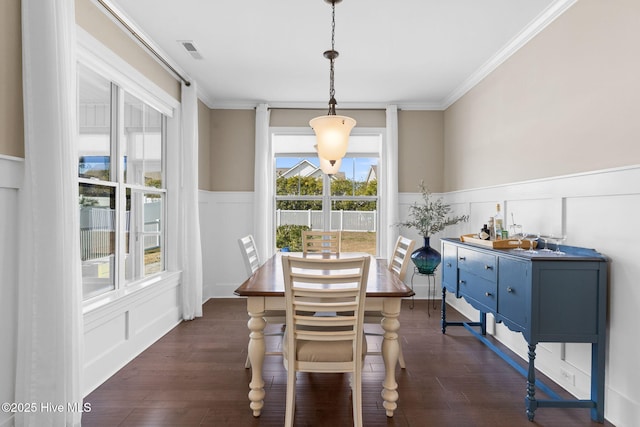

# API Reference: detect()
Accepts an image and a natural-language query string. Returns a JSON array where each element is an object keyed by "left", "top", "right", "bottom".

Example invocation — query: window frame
[
  {"left": 271, "top": 127, "right": 385, "bottom": 256},
  {"left": 78, "top": 28, "right": 179, "bottom": 309}
]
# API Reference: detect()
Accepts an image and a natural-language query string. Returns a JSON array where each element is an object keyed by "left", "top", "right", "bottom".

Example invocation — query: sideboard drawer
[
  {"left": 458, "top": 247, "right": 497, "bottom": 282},
  {"left": 459, "top": 270, "right": 497, "bottom": 312}
]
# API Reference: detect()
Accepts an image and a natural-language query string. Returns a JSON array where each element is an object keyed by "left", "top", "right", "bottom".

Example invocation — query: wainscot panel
[
  {"left": 199, "top": 191, "right": 255, "bottom": 299},
  {"left": 83, "top": 272, "right": 181, "bottom": 395}
]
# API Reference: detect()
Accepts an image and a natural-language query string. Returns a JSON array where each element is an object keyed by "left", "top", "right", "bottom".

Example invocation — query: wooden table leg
[
  {"left": 247, "top": 297, "right": 266, "bottom": 417},
  {"left": 380, "top": 297, "right": 401, "bottom": 417}
]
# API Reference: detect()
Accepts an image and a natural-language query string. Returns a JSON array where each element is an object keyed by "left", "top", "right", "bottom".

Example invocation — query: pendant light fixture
[
  {"left": 309, "top": 0, "right": 356, "bottom": 167},
  {"left": 315, "top": 144, "right": 342, "bottom": 175}
]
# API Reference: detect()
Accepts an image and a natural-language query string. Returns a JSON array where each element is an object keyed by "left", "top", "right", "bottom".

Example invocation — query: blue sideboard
[{"left": 440, "top": 237, "right": 608, "bottom": 422}]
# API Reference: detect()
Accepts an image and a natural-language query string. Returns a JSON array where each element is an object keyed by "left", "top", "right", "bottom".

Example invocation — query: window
[
  {"left": 274, "top": 133, "right": 380, "bottom": 255},
  {"left": 78, "top": 64, "right": 166, "bottom": 300}
]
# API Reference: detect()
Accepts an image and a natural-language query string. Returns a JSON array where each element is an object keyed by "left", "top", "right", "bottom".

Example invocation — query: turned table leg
[
  {"left": 247, "top": 298, "right": 266, "bottom": 417},
  {"left": 380, "top": 298, "right": 402, "bottom": 417}
]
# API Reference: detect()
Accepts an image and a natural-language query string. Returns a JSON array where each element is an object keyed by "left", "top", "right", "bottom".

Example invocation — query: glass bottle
[
  {"left": 494, "top": 204, "right": 504, "bottom": 240},
  {"left": 488, "top": 217, "right": 495, "bottom": 240},
  {"left": 480, "top": 224, "right": 490, "bottom": 240}
]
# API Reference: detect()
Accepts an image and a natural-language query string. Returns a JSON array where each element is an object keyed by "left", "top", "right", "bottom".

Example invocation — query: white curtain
[
  {"left": 180, "top": 81, "right": 203, "bottom": 320},
  {"left": 385, "top": 105, "right": 400, "bottom": 261},
  {"left": 16, "top": 0, "right": 83, "bottom": 426},
  {"left": 254, "top": 104, "right": 272, "bottom": 260}
]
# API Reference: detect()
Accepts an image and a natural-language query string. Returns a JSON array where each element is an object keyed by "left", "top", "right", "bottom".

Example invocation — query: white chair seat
[{"left": 283, "top": 329, "right": 367, "bottom": 363}]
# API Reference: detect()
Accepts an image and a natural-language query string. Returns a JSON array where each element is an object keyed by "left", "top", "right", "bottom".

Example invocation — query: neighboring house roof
[
  {"left": 279, "top": 159, "right": 346, "bottom": 180},
  {"left": 366, "top": 165, "right": 377, "bottom": 183},
  {"left": 280, "top": 159, "right": 319, "bottom": 179}
]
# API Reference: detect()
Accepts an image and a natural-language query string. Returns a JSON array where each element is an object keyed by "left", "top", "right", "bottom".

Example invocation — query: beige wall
[
  {"left": 0, "top": 0, "right": 24, "bottom": 158},
  {"left": 205, "top": 108, "right": 392, "bottom": 191},
  {"left": 198, "top": 100, "right": 212, "bottom": 190},
  {"left": 443, "top": 0, "right": 640, "bottom": 192},
  {"left": 75, "top": 0, "right": 180, "bottom": 101},
  {"left": 209, "top": 109, "right": 256, "bottom": 191},
  {"left": 398, "top": 110, "right": 444, "bottom": 193},
  {"left": 202, "top": 107, "right": 437, "bottom": 192},
  {"left": 270, "top": 108, "right": 386, "bottom": 128}
]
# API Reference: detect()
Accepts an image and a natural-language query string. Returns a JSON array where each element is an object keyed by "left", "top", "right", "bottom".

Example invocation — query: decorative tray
[{"left": 460, "top": 234, "right": 536, "bottom": 249}]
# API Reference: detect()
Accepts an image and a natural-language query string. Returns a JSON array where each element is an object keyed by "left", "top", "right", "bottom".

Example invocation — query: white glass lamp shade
[
  {"left": 309, "top": 115, "right": 356, "bottom": 162},
  {"left": 315, "top": 144, "right": 342, "bottom": 175}
]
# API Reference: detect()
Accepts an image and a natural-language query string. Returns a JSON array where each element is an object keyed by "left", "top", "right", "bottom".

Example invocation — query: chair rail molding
[{"left": 0, "top": 154, "right": 24, "bottom": 189}]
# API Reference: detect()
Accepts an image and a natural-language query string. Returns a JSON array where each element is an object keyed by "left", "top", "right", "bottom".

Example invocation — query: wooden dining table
[{"left": 234, "top": 251, "right": 415, "bottom": 418}]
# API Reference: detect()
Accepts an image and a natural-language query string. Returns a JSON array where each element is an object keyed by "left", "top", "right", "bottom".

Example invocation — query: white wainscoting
[
  {"left": 199, "top": 191, "right": 255, "bottom": 300},
  {"left": 83, "top": 273, "right": 182, "bottom": 395},
  {"left": 434, "top": 165, "right": 639, "bottom": 427},
  {"left": 0, "top": 155, "right": 23, "bottom": 427}
]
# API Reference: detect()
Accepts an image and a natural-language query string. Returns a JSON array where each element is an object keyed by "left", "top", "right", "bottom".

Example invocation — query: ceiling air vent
[{"left": 178, "top": 40, "right": 203, "bottom": 59}]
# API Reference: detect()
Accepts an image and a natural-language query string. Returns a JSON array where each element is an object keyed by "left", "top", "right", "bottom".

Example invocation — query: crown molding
[{"left": 440, "top": 0, "right": 577, "bottom": 110}]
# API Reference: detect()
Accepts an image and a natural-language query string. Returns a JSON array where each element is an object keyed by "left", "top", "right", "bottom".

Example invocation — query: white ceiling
[{"left": 105, "top": 0, "right": 574, "bottom": 110}]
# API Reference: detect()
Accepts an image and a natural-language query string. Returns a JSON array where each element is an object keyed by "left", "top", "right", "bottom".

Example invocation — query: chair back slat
[
  {"left": 389, "top": 235, "right": 415, "bottom": 281},
  {"left": 302, "top": 231, "right": 341, "bottom": 254},
  {"left": 238, "top": 234, "right": 261, "bottom": 276}
]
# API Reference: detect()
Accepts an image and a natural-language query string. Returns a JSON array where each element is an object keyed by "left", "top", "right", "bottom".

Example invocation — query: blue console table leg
[
  {"left": 441, "top": 287, "right": 485, "bottom": 334},
  {"left": 592, "top": 342, "right": 605, "bottom": 422},
  {"left": 441, "top": 287, "right": 447, "bottom": 334},
  {"left": 526, "top": 344, "right": 537, "bottom": 421}
]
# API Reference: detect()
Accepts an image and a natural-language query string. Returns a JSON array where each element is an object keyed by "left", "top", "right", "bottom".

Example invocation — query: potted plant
[{"left": 396, "top": 181, "right": 468, "bottom": 274}]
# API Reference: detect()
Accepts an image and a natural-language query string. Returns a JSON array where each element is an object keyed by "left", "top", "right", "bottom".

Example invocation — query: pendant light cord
[
  {"left": 328, "top": 2, "right": 336, "bottom": 114},
  {"left": 326, "top": 1, "right": 338, "bottom": 115}
]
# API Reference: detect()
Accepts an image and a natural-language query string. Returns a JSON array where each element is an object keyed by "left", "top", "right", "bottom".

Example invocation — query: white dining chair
[
  {"left": 364, "top": 235, "right": 415, "bottom": 368},
  {"left": 302, "top": 230, "right": 341, "bottom": 254},
  {"left": 238, "top": 234, "right": 285, "bottom": 368},
  {"left": 238, "top": 234, "right": 261, "bottom": 276},
  {"left": 281, "top": 255, "right": 370, "bottom": 427}
]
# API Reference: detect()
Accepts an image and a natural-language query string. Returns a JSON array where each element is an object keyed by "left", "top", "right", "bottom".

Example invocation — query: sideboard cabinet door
[
  {"left": 497, "top": 257, "right": 530, "bottom": 334},
  {"left": 441, "top": 242, "right": 458, "bottom": 295}
]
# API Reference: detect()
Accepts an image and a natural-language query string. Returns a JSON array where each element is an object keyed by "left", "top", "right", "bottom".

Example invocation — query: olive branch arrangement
[{"left": 396, "top": 181, "right": 468, "bottom": 237}]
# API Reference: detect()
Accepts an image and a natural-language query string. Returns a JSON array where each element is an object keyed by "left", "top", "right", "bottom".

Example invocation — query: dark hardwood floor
[{"left": 83, "top": 299, "right": 614, "bottom": 426}]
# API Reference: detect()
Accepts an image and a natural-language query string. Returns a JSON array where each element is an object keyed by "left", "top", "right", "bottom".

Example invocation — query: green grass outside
[{"left": 340, "top": 231, "right": 377, "bottom": 255}]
